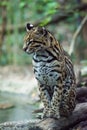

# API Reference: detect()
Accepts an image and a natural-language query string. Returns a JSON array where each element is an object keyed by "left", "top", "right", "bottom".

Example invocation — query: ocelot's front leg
[
  {"left": 38, "top": 83, "right": 51, "bottom": 118},
  {"left": 49, "top": 76, "right": 63, "bottom": 119}
]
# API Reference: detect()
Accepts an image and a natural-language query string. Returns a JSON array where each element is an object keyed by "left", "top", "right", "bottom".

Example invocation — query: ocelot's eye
[
  {"left": 26, "top": 42, "right": 30, "bottom": 45},
  {"left": 27, "top": 39, "right": 33, "bottom": 45}
]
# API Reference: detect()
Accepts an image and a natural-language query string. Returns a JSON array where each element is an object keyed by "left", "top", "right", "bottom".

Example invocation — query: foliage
[{"left": 0, "top": 0, "right": 87, "bottom": 65}]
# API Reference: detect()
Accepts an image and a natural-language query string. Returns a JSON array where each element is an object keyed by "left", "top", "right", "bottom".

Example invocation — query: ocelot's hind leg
[
  {"left": 59, "top": 84, "right": 76, "bottom": 117},
  {"left": 49, "top": 76, "right": 63, "bottom": 119}
]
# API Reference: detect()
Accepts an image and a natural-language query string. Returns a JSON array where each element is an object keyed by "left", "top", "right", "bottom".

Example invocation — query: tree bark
[{"left": 0, "top": 6, "right": 7, "bottom": 54}]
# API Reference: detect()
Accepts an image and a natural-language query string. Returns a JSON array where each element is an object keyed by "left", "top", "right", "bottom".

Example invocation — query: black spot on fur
[{"left": 50, "top": 36, "right": 53, "bottom": 42}]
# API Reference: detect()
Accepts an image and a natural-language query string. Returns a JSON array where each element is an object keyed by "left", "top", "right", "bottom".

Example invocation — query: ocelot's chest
[
  {"left": 34, "top": 63, "right": 59, "bottom": 86},
  {"left": 32, "top": 52, "right": 62, "bottom": 86},
  {"left": 34, "top": 62, "right": 59, "bottom": 86}
]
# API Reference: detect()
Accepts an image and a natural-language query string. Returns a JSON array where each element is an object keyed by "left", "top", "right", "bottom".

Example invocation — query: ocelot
[{"left": 23, "top": 23, "right": 76, "bottom": 119}]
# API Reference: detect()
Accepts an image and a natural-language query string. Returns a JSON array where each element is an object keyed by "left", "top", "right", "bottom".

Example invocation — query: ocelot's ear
[
  {"left": 26, "top": 23, "right": 34, "bottom": 32},
  {"left": 38, "top": 27, "right": 47, "bottom": 36}
]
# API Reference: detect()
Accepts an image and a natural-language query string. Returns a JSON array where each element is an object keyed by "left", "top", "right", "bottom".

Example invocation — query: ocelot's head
[{"left": 23, "top": 23, "right": 55, "bottom": 54}]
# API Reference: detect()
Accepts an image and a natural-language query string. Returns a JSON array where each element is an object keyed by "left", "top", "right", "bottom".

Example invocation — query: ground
[{"left": 0, "top": 65, "right": 37, "bottom": 95}]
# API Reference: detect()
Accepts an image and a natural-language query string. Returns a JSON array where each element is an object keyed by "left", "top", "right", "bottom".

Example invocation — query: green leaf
[
  {"left": 40, "top": 16, "right": 52, "bottom": 26},
  {"left": 0, "top": 1, "right": 8, "bottom": 6},
  {"left": 19, "top": 2, "right": 26, "bottom": 8}
]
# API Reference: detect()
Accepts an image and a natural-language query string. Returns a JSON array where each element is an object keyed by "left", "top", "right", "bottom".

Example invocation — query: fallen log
[
  {"left": 76, "top": 87, "right": 87, "bottom": 103},
  {"left": 0, "top": 102, "right": 87, "bottom": 130}
]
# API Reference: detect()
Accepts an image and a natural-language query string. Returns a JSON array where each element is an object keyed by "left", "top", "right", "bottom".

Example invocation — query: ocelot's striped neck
[{"left": 32, "top": 43, "right": 64, "bottom": 65}]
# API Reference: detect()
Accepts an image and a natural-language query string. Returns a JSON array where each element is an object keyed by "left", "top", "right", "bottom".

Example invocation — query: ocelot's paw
[
  {"left": 42, "top": 108, "right": 50, "bottom": 119},
  {"left": 42, "top": 113, "right": 51, "bottom": 119},
  {"left": 54, "top": 113, "right": 60, "bottom": 119},
  {"left": 49, "top": 110, "right": 60, "bottom": 119}
]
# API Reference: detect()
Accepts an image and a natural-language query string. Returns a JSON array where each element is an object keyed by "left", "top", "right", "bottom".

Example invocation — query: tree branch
[
  {"left": 36, "top": 3, "right": 87, "bottom": 26},
  {"left": 69, "top": 15, "right": 87, "bottom": 55}
]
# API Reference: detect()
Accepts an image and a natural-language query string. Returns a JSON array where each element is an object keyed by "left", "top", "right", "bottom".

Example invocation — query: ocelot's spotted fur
[{"left": 23, "top": 23, "right": 76, "bottom": 119}]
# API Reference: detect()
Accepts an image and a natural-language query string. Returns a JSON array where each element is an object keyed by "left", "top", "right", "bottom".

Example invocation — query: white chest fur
[{"left": 32, "top": 52, "right": 61, "bottom": 86}]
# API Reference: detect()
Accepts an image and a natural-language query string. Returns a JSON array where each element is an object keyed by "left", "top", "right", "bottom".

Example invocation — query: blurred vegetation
[{"left": 0, "top": 0, "right": 87, "bottom": 65}]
